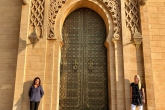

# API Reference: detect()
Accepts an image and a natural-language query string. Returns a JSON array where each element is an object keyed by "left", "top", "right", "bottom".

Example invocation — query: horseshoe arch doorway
[{"left": 60, "top": 8, "right": 109, "bottom": 110}]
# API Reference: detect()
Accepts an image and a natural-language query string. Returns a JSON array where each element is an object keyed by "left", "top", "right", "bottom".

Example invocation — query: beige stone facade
[{"left": 0, "top": 0, "right": 165, "bottom": 110}]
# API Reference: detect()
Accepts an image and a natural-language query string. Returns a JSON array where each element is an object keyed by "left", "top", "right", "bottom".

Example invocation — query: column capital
[{"left": 23, "top": 0, "right": 29, "bottom": 5}]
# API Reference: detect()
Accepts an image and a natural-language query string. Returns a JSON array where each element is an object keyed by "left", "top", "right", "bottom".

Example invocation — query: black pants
[{"left": 30, "top": 101, "right": 40, "bottom": 110}]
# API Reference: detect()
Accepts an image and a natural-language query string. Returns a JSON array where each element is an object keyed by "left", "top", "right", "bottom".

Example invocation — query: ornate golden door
[{"left": 60, "top": 8, "right": 108, "bottom": 110}]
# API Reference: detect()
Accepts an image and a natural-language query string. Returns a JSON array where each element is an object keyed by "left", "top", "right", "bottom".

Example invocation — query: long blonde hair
[{"left": 134, "top": 75, "right": 141, "bottom": 90}]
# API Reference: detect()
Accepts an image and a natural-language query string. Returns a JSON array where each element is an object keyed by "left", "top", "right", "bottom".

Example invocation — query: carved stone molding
[
  {"left": 28, "top": 29, "right": 39, "bottom": 47},
  {"left": 29, "top": 0, "right": 45, "bottom": 38},
  {"left": 101, "top": 0, "right": 121, "bottom": 40},
  {"left": 23, "top": 0, "right": 29, "bottom": 5},
  {"left": 47, "top": 0, "right": 121, "bottom": 40},
  {"left": 48, "top": 0, "right": 67, "bottom": 40},
  {"left": 139, "top": 0, "right": 147, "bottom": 6},
  {"left": 133, "top": 28, "right": 143, "bottom": 51}
]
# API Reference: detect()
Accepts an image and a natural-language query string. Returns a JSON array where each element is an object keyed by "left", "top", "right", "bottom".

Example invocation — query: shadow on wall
[
  {"left": 18, "top": 36, "right": 34, "bottom": 55},
  {"left": 14, "top": 80, "right": 33, "bottom": 110},
  {"left": 124, "top": 79, "right": 131, "bottom": 110}
]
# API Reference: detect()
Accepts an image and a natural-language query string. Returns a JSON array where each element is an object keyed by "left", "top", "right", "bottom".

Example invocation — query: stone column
[
  {"left": 43, "top": 40, "right": 61, "bottom": 110},
  {"left": 112, "top": 39, "right": 125, "bottom": 110},
  {"left": 12, "top": 3, "right": 30, "bottom": 110},
  {"left": 140, "top": 3, "right": 156, "bottom": 110}
]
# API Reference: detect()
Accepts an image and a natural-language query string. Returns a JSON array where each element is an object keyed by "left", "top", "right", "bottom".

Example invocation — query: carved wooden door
[{"left": 60, "top": 8, "right": 108, "bottom": 110}]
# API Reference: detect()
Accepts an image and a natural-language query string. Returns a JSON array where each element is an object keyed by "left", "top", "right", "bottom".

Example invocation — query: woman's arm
[
  {"left": 40, "top": 86, "right": 44, "bottom": 98},
  {"left": 28, "top": 86, "right": 32, "bottom": 97},
  {"left": 142, "top": 88, "right": 145, "bottom": 104},
  {"left": 130, "top": 86, "right": 132, "bottom": 103}
]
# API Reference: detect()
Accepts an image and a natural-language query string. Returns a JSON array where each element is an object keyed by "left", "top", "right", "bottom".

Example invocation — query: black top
[{"left": 130, "top": 83, "right": 144, "bottom": 106}]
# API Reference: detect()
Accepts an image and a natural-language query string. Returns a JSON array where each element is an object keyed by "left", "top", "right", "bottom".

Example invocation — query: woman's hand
[
  {"left": 142, "top": 99, "right": 145, "bottom": 104},
  {"left": 142, "top": 87, "right": 145, "bottom": 104}
]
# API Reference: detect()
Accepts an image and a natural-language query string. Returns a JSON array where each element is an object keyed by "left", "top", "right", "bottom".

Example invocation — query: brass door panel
[{"left": 60, "top": 8, "right": 108, "bottom": 110}]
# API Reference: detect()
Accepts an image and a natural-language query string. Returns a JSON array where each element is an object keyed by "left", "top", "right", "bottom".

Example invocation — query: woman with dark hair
[{"left": 28, "top": 77, "right": 44, "bottom": 110}]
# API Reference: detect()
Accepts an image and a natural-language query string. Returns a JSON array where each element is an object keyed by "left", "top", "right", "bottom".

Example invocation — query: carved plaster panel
[
  {"left": 125, "top": 0, "right": 140, "bottom": 34},
  {"left": 48, "top": 0, "right": 68, "bottom": 39},
  {"left": 101, "top": 0, "right": 121, "bottom": 40},
  {"left": 29, "top": 0, "right": 45, "bottom": 38},
  {"left": 125, "top": 0, "right": 143, "bottom": 50}
]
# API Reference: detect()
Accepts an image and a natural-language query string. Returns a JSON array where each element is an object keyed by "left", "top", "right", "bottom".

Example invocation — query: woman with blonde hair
[{"left": 130, "top": 75, "right": 145, "bottom": 110}]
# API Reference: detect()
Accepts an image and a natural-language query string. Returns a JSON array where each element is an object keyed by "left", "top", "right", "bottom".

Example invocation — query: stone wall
[
  {"left": 147, "top": 0, "right": 165, "bottom": 110},
  {"left": 0, "top": 0, "right": 22, "bottom": 109},
  {"left": 140, "top": 0, "right": 165, "bottom": 110}
]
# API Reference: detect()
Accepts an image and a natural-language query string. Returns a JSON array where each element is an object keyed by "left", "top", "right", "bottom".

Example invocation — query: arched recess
[
  {"left": 54, "top": 0, "right": 114, "bottom": 46},
  {"left": 54, "top": 0, "right": 116, "bottom": 109}
]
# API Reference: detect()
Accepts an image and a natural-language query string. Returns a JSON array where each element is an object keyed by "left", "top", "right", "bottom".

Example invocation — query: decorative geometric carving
[
  {"left": 29, "top": 0, "right": 45, "bottom": 38},
  {"left": 48, "top": 0, "right": 68, "bottom": 39},
  {"left": 47, "top": 0, "right": 121, "bottom": 40},
  {"left": 125, "top": 0, "right": 143, "bottom": 50},
  {"left": 125, "top": 0, "right": 140, "bottom": 34},
  {"left": 101, "top": 0, "right": 121, "bottom": 40}
]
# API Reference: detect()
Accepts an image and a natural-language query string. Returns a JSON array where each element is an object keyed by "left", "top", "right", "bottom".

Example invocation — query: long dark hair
[{"left": 32, "top": 77, "right": 41, "bottom": 86}]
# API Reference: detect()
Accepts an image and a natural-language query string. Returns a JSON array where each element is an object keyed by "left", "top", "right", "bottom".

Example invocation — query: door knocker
[
  {"left": 73, "top": 60, "right": 78, "bottom": 71},
  {"left": 88, "top": 60, "right": 93, "bottom": 71}
]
